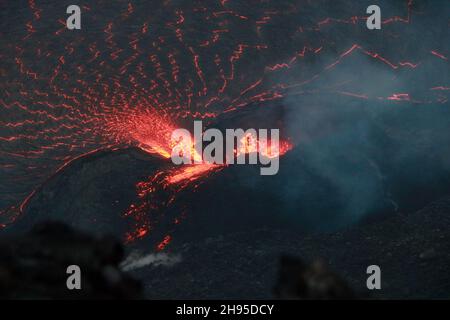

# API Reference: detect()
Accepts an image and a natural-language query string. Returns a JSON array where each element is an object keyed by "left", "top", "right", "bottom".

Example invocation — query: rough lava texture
[{"left": 132, "top": 196, "right": 450, "bottom": 299}]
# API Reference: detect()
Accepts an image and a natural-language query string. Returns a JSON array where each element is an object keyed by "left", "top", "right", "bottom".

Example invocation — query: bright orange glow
[
  {"left": 238, "top": 133, "right": 258, "bottom": 154},
  {"left": 164, "top": 136, "right": 292, "bottom": 186},
  {"left": 139, "top": 144, "right": 172, "bottom": 159},
  {"left": 170, "top": 135, "right": 204, "bottom": 163},
  {"left": 259, "top": 139, "right": 293, "bottom": 158},
  {"left": 105, "top": 109, "right": 176, "bottom": 159},
  {"left": 122, "top": 119, "right": 293, "bottom": 245},
  {"left": 166, "top": 163, "right": 220, "bottom": 185},
  {"left": 236, "top": 135, "right": 293, "bottom": 159}
]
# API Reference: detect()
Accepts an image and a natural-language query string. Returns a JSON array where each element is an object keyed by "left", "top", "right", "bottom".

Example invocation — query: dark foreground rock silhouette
[{"left": 0, "top": 222, "right": 142, "bottom": 299}]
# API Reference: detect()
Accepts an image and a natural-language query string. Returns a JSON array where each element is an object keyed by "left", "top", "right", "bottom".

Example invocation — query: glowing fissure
[
  {"left": 123, "top": 118, "right": 292, "bottom": 246},
  {"left": 169, "top": 121, "right": 292, "bottom": 176},
  {"left": 1, "top": 0, "right": 447, "bottom": 251}
]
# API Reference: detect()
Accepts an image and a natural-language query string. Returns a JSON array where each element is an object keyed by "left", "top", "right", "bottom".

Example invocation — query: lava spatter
[{"left": 1, "top": 1, "right": 448, "bottom": 250}]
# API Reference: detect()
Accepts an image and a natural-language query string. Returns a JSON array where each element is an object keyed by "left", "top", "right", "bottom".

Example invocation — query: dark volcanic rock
[
  {"left": 274, "top": 255, "right": 355, "bottom": 299},
  {"left": 131, "top": 196, "right": 450, "bottom": 299},
  {"left": 1, "top": 146, "right": 450, "bottom": 299},
  {"left": 10, "top": 148, "right": 169, "bottom": 238},
  {"left": 0, "top": 221, "right": 142, "bottom": 299},
  {"left": 2, "top": 97, "right": 450, "bottom": 299}
]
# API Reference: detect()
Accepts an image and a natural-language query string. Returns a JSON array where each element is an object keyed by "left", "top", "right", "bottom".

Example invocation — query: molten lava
[
  {"left": 1, "top": 0, "right": 447, "bottom": 253},
  {"left": 121, "top": 119, "right": 293, "bottom": 247}
]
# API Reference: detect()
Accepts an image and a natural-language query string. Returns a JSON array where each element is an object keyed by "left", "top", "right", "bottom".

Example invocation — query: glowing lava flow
[
  {"left": 165, "top": 163, "right": 220, "bottom": 185},
  {"left": 122, "top": 126, "right": 292, "bottom": 248},
  {"left": 1, "top": 0, "right": 448, "bottom": 249}
]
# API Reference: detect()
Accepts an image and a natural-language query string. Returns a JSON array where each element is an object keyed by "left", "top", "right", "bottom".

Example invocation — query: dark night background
[{"left": 1, "top": 0, "right": 450, "bottom": 299}]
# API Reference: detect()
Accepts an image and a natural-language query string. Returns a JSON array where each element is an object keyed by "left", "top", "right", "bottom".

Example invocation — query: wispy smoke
[
  {"left": 265, "top": 0, "right": 450, "bottom": 231},
  {"left": 121, "top": 252, "right": 182, "bottom": 271}
]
